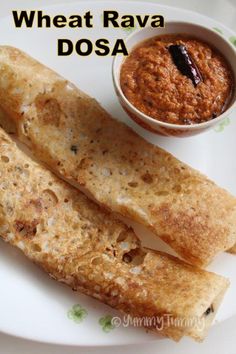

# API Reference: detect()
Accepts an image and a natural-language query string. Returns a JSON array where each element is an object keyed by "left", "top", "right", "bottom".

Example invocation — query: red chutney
[{"left": 120, "top": 34, "right": 234, "bottom": 125}]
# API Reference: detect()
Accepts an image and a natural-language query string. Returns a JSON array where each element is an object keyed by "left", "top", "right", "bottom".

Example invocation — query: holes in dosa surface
[
  {"left": 204, "top": 305, "right": 214, "bottom": 317},
  {"left": 128, "top": 181, "right": 138, "bottom": 188},
  {"left": 91, "top": 257, "right": 102, "bottom": 266},
  {"left": 122, "top": 248, "right": 147, "bottom": 265},
  {"left": 156, "top": 191, "right": 169, "bottom": 196},
  {"left": 41, "top": 189, "right": 58, "bottom": 208},
  {"left": 173, "top": 184, "right": 182, "bottom": 193},
  {"left": 31, "top": 243, "right": 42, "bottom": 252},
  {"left": 22, "top": 122, "right": 29, "bottom": 135},
  {"left": 1, "top": 155, "right": 9, "bottom": 163},
  {"left": 141, "top": 172, "right": 153, "bottom": 184},
  {"left": 14, "top": 219, "right": 38, "bottom": 238}
]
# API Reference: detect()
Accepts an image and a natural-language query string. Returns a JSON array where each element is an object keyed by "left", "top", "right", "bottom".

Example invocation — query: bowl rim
[{"left": 112, "top": 20, "right": 236, "bottom": 131}]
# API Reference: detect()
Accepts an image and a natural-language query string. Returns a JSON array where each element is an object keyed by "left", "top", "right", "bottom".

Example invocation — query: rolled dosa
[
  {"left": 0, "top": 46, "right": 235, "bottom": 267},
  {"left": 0, "top": 127, "right": 229, "bottom": 341}
]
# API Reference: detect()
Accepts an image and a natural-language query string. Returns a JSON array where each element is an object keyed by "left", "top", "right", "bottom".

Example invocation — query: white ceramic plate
[{"left": 0, "top": 0, "right": 236, "bottom": 347}]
